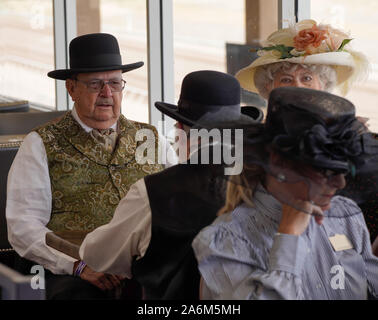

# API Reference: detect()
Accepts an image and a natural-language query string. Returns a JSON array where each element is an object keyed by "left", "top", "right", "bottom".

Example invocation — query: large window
[
  {"left": 312, "top": 0, "right": 378, "bottom": 132},
  {"left": 172, "top": 0, "right": 246, "bottom": 101},
  {"left": 76, "top": 0, "right": 149, "bottom": 123},
  {"left": 171, "top": 0, "right": 279, "bottom": 113},
  {"left": 1, "top": 0, "right": 375, "bottom": 131},
  {"left": 100, "top": 0, "right": 148, "bottom": 123},
  {"left": 0, "top": 0, "right": 55, "bottom": 109}
]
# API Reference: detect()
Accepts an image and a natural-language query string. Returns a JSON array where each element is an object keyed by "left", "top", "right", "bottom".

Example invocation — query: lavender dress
[{"left": 192, "top": 184, "right": 378, "bottom": 300}]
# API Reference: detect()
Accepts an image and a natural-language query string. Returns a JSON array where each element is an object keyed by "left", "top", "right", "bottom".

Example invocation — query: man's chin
[{"left": 90, "top": 113, "right": 118, "bottom": 129}]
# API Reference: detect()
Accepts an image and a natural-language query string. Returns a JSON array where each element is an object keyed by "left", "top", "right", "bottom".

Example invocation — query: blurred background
[{"left": 0, "top": 0, "right": 377, "bottom": 131}]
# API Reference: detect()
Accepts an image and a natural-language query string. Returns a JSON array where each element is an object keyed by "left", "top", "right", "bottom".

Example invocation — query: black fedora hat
[
  {"left": 47, "top": 33, "right": 144, "bottom": 80},
  {"left": 155, "top": 70, "right": 263, "bottom": 127}
]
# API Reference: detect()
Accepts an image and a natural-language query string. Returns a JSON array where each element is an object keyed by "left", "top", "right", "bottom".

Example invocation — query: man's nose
[{"left": 99, "top": 82, "right": 113, "bottom": 97}]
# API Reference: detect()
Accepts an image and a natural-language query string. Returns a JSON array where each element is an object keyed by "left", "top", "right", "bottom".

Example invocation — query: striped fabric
[{"left": 192, "top": 184, "right": 378, "bottom": 300}]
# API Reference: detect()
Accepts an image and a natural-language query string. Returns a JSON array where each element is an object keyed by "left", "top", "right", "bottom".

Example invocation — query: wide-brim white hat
[
  {"left": 236, "top": 20, "right": 368, "bottom": 96},
  {"left": 237, "top": 51, "right": 356, "bottom": 94}
]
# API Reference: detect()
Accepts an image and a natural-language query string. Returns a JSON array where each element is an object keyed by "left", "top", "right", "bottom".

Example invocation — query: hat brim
[
  {"left": 155, "top": 101, "right": 195, "bottom": 127},
  {"left": 235, "top": 51, "right": 355, "bottom": 94},
  {"left": 47, "top": 61, "right": 144, "bottom": 80},
  {"left": 155, "top": 102, "right": 262, "bottom": 127}
]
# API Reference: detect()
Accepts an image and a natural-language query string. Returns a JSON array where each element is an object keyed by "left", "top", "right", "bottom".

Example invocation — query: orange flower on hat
[{"left": 294, "top": 24, "right": 327, "bottom": 54}]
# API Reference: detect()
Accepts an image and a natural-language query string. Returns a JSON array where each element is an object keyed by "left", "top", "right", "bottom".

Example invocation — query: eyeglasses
[{"left": 74, "top": 78, "right": 126, "bottom": 93}]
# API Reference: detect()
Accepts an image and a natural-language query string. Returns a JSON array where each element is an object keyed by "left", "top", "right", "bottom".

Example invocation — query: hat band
[
  {"left": 178, "top": 99, "right": 241, "bottom": 121},
  {"left": 70, "top": 53, "right": 122, "bottom": 68}
]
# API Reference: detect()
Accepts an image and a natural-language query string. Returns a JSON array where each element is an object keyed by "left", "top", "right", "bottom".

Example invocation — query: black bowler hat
[
  {"left": 47, "top": 33, "right": 143, "bottom": 80},
  {"left": 155, "top": 70, "right": 263, "bottom": 127}
]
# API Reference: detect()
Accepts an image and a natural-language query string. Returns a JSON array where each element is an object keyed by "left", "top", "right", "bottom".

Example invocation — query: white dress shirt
[
  {"left": 79, "top": 179, "right": 151, "bottom": 278},
  {"left": 6, "top": 107, "right": 177, "bottom": 275}
]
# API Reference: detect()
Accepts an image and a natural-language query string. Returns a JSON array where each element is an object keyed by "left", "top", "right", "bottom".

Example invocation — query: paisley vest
[{"left": 36, "top": 111, "right": 163, "bottom": 233}]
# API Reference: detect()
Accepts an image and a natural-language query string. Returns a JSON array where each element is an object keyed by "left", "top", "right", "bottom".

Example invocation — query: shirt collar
[
  {"left": 253, "top": 183, "right": 282, "bottom": 223},
  {"left": 71, "top": 104, "right": 117, "bottom": 133}
]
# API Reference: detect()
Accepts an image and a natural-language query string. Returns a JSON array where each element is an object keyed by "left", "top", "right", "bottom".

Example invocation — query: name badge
[{"left": 329, "top": 234, "right": 353, "bottom": 252}]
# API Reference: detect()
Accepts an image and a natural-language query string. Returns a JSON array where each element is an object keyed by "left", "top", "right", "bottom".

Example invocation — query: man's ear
[
  {"left": 66, "top": 79, "right": 76, "bottom": 101},
  {"left": 176, "top": 122, "right": 184, "bottom": 130}
]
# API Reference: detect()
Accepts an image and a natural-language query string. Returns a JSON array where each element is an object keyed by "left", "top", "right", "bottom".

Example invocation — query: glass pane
[
  {"left": 311, "top": 0, "right": 378, "bottom": 132},
  {"left": 76, "top": 0, "right": 148, "bottom": 123},
  {"left": 172, "top": 0, "right": 274, "bottom": 112},
  {"left": 0, "top": 0, "right": 55, "bottom": 109},
  {"left": 173, "top": 0, "right": 246, "bottom": 101}
]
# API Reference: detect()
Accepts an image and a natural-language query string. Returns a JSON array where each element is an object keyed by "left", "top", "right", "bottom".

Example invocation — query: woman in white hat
[
  {"left": 235, "top": 20, "right": 378, "bottom": 244},
  {"left": 236, "top": 19, "right": 368, "bottom": 100}
]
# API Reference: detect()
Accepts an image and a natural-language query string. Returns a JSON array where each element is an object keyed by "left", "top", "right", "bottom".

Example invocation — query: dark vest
[{"left": 132, "top": 162, "right": 226, "bottom": 300}]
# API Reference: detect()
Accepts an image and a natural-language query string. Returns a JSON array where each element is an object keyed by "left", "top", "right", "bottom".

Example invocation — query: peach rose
[
  {"left": 322, "top": 25, "right": 349, "bottom": 51},
  {"left": 294, "top": 24, "right": 327, "bottom": 54}
]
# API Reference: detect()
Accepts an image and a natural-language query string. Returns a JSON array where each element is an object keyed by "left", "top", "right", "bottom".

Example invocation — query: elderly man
[
  {"left": 6, "top": 33, "right": 176, "bottom": 299},
  {"left": 79, "top": 70, "right": 263, "bottom": 299}
]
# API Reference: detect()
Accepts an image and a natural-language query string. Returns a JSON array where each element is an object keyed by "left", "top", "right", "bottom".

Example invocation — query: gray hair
[{"left": 254, "top": 62, "right": 337, "bottom": 99}]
